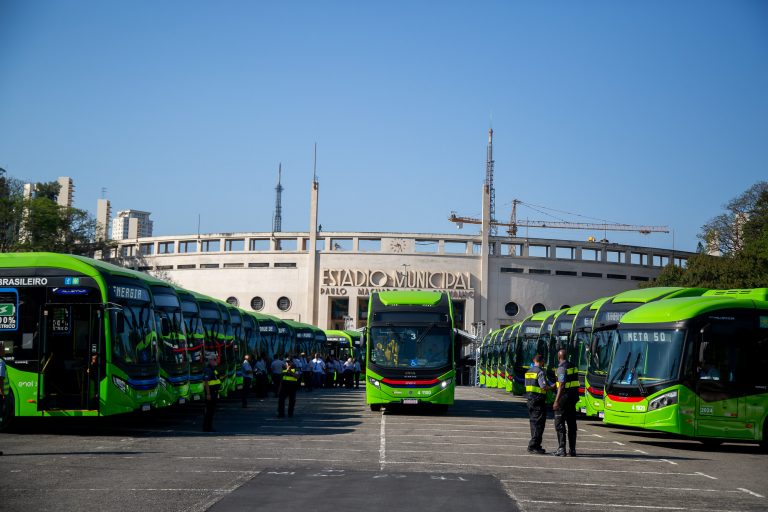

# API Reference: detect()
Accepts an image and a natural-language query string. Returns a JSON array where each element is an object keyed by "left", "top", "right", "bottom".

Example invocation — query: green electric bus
[
  {"left": 512, "top": 310, "right": 562, "bottom": 396},
  {"left": 253, "top": 312, "right": 278, "bottom": 358},
  {"left": 0, "top": 253, "right": 160, "bottom": 428},
  {"left": 604, "top": 289, "right": 768, "bottom": 448},
  {"left": 487, "top": 329, "right": 501, "bottom": 389},
  {"left": 477, "top": 333, "right": 488, "bottom": 387},
  {"left": 366, "top": 291, "right": 456, "bottom": 411},
  {"left": 572, "top": 298, "right": 610, "bottom": 412},
  {"left": 176, "top": 287, "right": 206, "bottom": 401},
  {"left": 325, "top": 329, "right": 354, "bottom": 358},
  {"left": 502, "top": 323, "right": 521, "bottom": 392},
  {"left": 193, "top": 292, "right": 232, "bottom": 397},
  {"left": 539, "top": 309, "right": 569, "bottom": 386},
  {"left": 585, "top": 287, "right": 708, "bottom": 418},
  {"left": 146, "top": 278, "right": 190, "bottom": 407}
]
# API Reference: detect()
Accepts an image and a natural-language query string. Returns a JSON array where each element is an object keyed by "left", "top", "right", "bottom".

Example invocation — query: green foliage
[
  {"left": 646, "top": 182, "right": 768, "bottom": 289},
  {"left": 0, "top": 168, "right": 113, "bottom": 256}
]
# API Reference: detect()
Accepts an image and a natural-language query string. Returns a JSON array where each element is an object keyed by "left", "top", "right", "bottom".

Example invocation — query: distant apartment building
[
  {"left": 56, "top": 177, "right": 74, "bottom": 208},
  {"left": 96, "top": 199, "right": 112, "bottom": 241},
  {"left": 111, "top": 210, "right": 153, "bottom": 240}
]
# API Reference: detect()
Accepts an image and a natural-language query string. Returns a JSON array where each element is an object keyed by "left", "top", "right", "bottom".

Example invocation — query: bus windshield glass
[
  {"left": 608, "top": 329, "right": 685, "bottom": 386},
  {"left": 369, "top": 325, "right": 451, "bottom": 369},
  {"left": 110, "top": 300, "right": 157, "bottom": 365},
  {"left": 590, "top": 328, "right": 618, "bottom": 375},
  {"left": 573, "top": 330, "right": 591, "bottom": 372}
]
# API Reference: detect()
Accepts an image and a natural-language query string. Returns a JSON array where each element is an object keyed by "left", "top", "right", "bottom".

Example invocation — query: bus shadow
[
  {"left": 631, "top": 439, "right": 765, "bottom": 455},
  {"left": 380, "top": 398, "right": 531, "bottom": 419},
  {"left": 604, "top": 428, "right": 766, "bottom": 455}
]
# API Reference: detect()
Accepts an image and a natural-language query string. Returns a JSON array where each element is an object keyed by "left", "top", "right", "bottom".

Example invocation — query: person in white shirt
[
  {"left": 353, "top": 358, "right": 361, "bottom": 389},
  {"left": 310, "top": 353, "right": 326, "bottom": 390},
  {"left": 254, "top": 353, "right": 268, "bottom": 398},
  {"left": 343, "top": 357, "right": 355, "bottom": 388},
  {"left": 270, "top": 355, "right": 285, "bottom": 397}
]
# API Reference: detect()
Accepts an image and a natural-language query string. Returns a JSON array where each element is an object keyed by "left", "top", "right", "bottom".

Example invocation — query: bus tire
[
  {"left": 370, "top": 404, "right": 381, "bottom": 412},
  {"left": 0, "top": 390, "right": 14, "bottom": 432},
  {"left": 434, "top": 404, "right": 449, "bottom": 415}
]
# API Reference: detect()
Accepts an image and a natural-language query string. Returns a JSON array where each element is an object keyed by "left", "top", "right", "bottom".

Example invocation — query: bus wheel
[
  {"left": 370, "top": 404, "right": 381, "bottom": 412},
  {"left": 434, "top": 405, "right": 449, "bottom": 415},
  {"left": 0, "top": 390, "right": 14, "bottom": 432}
]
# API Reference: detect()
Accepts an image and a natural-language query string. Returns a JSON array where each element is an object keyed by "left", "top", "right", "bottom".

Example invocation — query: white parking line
[
  {"left": 516, "top": 500, "right": 733, "bottom": 511},
  {"left": 381, "top": 460, "right": 714, "bottom": 477},
  {"left": 385, "top": 433, "right": 626, "bottom": 444},
  {"left": 387, "top": 449, "right": 679, "bottom": 464},
  {"left": 737, "top": 488, "right": 765, "bottom": 498},
  {"left": 502, "top": 479, "right": 743, "bottom": 494},
  {"left": 379, "top": 412, "right": 386, "bottom": 470}
]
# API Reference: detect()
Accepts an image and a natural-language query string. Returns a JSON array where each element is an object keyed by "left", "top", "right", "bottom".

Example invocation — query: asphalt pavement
[{"left": 0, "top": 386, "right": 765, "bottom": 512}]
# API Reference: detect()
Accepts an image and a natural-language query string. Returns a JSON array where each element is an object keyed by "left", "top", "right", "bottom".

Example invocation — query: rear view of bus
[{"left": 366, "top": 291, "right": 455, "bottom": 412}]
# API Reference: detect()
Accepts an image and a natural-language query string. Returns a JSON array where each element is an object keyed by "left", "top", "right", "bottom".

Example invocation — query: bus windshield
[
  {"left": 590, "top": 328, "right": 618, "bottom": 375},
  {"left": 608, "top": 329, "right": 685, "bottom": 387},
  {"left": 155, "top": 309, "right": 188, "bottom": 365},
  {"left": 369, "top": 325, "right": 451, "bottom": 369},
  {"left": 110, "top": 301, "right": 157, "bottom": 365},
  {"left": 573, "top": 330, "right": 591, "bottom": 372}
]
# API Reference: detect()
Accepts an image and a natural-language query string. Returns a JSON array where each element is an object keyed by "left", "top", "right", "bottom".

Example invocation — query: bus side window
[{"left": 743, "top": 321, "right": 768, "bottom": 390}]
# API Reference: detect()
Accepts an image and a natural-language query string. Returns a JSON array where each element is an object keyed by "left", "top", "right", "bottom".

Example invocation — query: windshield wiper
[
  {"left": 629, "top": 352, "right": 647, "bottom": 394},
  {"left": 413, "top": 323, "right": 438, "bottom": 345},
  {"left": 607, "top": 351, "right": 631, "bottom": 391}
]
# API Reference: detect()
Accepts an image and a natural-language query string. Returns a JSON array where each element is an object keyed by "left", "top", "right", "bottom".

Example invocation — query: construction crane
[{"left": 449, "top": 199, "right": 669, "bottom": 238}]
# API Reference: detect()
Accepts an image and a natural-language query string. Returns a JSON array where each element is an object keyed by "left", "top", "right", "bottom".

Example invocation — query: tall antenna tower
[
  {"left": 273, "top": 163, "right": 283, "bottom": 233},
  {"left": 485, "top": 128, "right": 497, "bottom": 236}
]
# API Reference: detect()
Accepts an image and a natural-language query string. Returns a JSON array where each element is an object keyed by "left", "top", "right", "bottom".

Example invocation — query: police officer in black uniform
[
  {"left": 525, "top": 354, "right": 552, "bottom": 454},
  {"left": 202, "top": 355, "right": 222, "bottom": 432},
  {"left": 553, "top": 348, "right": 579, "bottom": 456},
  {"left": 277, "top": 359, "right": 299, "bottom": 418}
]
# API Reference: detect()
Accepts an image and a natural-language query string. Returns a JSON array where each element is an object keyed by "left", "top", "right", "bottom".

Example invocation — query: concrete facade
[{"left": 107, "top": 230, "right": 691, "bottom": 334}]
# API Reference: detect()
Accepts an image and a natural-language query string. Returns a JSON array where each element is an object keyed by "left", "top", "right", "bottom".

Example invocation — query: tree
[
  {"left": 647, "top": 181, "right": 768, "bottom": 289},
  {"left": 0, "top": 169, "right": 113, "bottom": 256},
  {"left": 0, "top": 168, "right": 24, "bottom": 252},
  {"left": 698, "top": 181, "right": 768, "bottom": 256}
]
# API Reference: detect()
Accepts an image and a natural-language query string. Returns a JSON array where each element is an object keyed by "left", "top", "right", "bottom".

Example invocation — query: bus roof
[
  {"left": 619, "top": 295, "right": 768, "bottom": 325},
  {"left": 565, "top": 303, "right": 589, "bottom": 315},
  {"left": 702, "top": 288, "right": 768, "bottom": 301},
  {"left": 531, "top": 309, "right": 563, "bottom": 322},
  {"left": 375, "top": 290, "right": 445, "bottom": 306},
  {"left": 610, "top": 287, "right": 707, "bottom": 304},
  {"left": 325, "top": 329, "right": 353, "bottom": 342}
]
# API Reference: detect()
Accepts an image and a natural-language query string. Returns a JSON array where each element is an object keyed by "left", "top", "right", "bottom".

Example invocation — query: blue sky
[{"left": 1, "top": 1, "right": 766, "bottom": 252}]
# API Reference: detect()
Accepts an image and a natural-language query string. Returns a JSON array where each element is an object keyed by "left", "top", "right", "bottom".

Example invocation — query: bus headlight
[
  {"left": 441, "top": 378, "right": 452, "bottom": 389},
  {"left": 648, "top": 390, "right": 677, "bottom": 411},
  {"left": 112, "top": 376, "right": 127, "bottom": 393},
  {"left": 368, "top": 377, "right": 381, "bottom": 388}
]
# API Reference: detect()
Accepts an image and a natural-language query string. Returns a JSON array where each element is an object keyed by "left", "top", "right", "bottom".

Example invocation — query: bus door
[
  {"left": 38, "top": 304, "right": 102, "bottom": 411},
  {"left": 694, "top": 317, "right": 750, "bottom": 439}
]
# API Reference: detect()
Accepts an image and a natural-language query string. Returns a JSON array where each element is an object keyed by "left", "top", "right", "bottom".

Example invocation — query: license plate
[
  {"left": 598, "top": 411, "right": 604, "bottom": 418},
  {"left": 141, "top": 404, "right": 151, "bottom": 412},
  {"left": 402, "top": 399, "right": 419, "bottom": 405},
  {"left": 580, "top": 408, "right": 586, "bottom": 413},
  {"left": 178, "top": 398, "right": 186, "bottom": 405}
]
